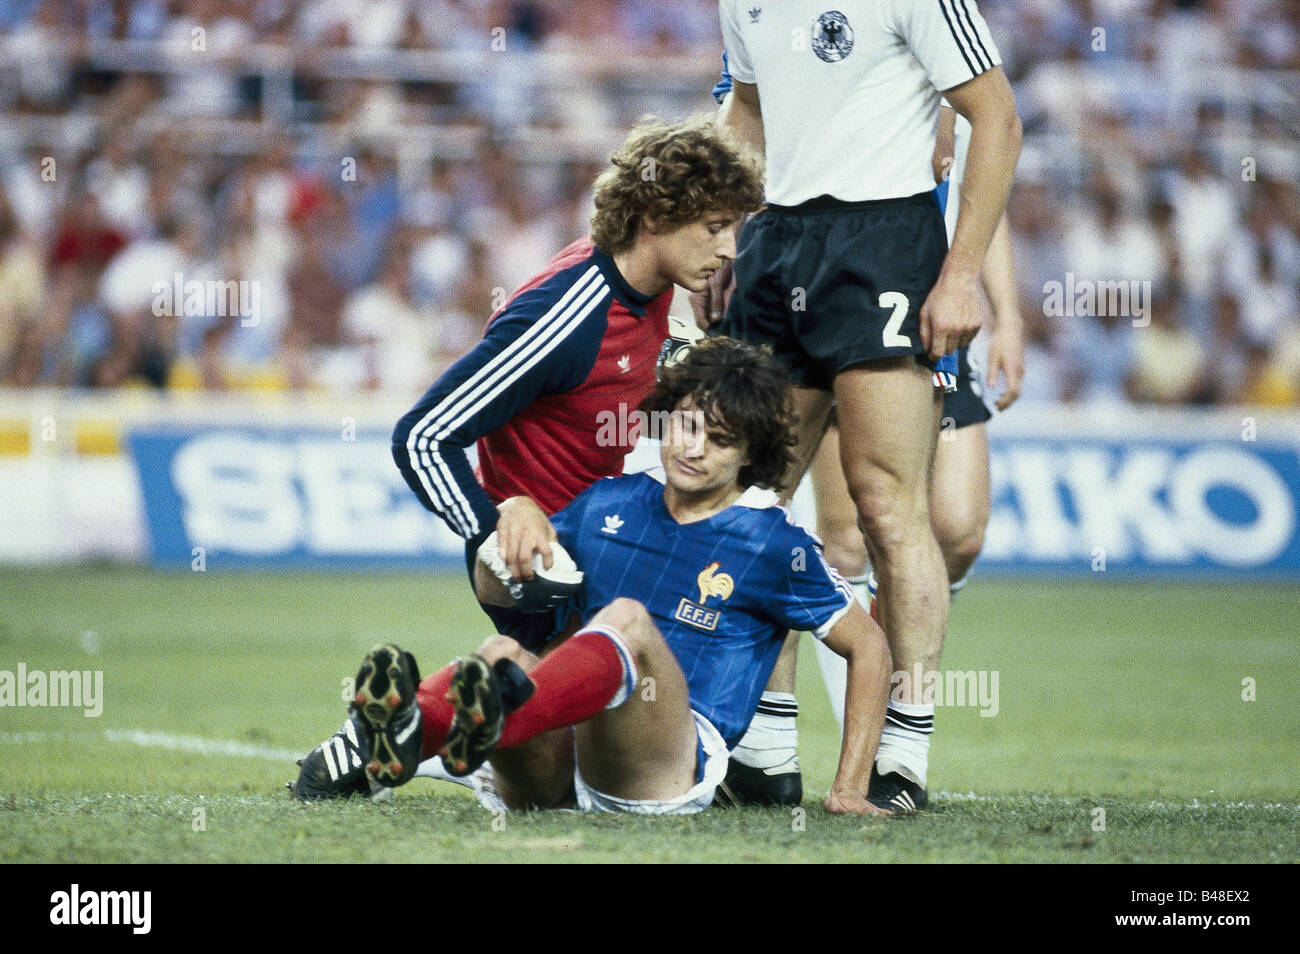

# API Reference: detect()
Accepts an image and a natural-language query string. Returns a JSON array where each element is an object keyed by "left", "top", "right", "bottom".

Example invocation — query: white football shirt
[{"left": 720, "top": 0, "right": 1001, "bottom": 204}]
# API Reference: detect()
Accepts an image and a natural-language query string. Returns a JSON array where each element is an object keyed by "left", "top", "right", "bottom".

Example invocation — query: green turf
[{"left": 1, "top": 568, "right": 1297, "bottom": 863}]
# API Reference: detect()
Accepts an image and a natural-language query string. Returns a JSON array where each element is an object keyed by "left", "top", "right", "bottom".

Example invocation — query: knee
[
  {"left": 477, "top": 633, "right": 529, "bottom": 667},
  {"left": 598, "top": 597, "right": 650, "bottom": 631},
  {"left": 592, "top": 597, "right": 659, "bottom": 663},
  {"left": 934, "top": 515, "right": 986, "bottom": 584},
  {"left": 846, "top": 476, "right": 927, "bottom": 552},
  {"left": 820, "top": 528, "right": 868, "bottom": 579}
]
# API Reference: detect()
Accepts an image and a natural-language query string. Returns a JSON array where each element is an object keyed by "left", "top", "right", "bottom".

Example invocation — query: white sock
[
  {"left": 732, "top": 691, "right": 799, "bottom": 770},
  {"left": 950, "top": 571, "right": 970, "bottom": 600},
  {"left": 813, "top": 637, "right": 846, "bottom": 730},
  {"left": 816, "top": 571, "right": 875, "bottom": 731},
  {"left": 414, "top": 757, "right": 475, "bottom": 789},
  {"left": 876, "top": 700, "right": 934, "bottom": 788}
]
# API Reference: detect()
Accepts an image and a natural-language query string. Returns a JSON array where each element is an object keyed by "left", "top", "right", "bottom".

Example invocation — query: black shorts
[
  {"left": 943, "top": 348, "right": 994, "bottom": 430},
  {"left": 719, "top": 192, "right": 948, "bottom": 391}
]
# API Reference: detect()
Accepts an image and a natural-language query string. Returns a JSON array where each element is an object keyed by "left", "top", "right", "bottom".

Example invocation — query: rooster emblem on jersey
[{"left": 696, "top": 562, "right": 735, "bottom": 604}]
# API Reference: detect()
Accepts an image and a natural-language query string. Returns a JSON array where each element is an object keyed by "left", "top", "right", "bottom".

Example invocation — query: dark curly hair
[
  {"left": 640, "top": 337, "right": 797, "bottom": 491},
  {"left": 589, "top": 115, "right": 765, "bottom": 254}
]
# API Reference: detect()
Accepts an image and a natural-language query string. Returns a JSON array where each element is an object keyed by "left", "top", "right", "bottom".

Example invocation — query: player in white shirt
[
  {"left": 715, "top": 1, "right": 1021, "bottom": 811},
  {"left": 808, "top": 105, "right": 1024, "bottom": 808}
]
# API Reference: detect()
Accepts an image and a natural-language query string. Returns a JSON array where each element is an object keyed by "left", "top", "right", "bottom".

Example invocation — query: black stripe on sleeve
[
  {"left": 955, "top": 0, "right": 994, "bottom": 71},
  {"left": 938, "top": 0, "right": 977, "bottom": 76}
]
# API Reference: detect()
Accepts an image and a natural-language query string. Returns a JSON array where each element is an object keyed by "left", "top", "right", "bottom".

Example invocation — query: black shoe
[
  {"left": 351, "top": 643, "right": 422, "bottom": 788},
  {"left": 287, "top": 712, "right": 373, "bottom": 800},
  {"left": 439, "top": 655, "right": 535, "bottom": 777},
  {"left": 867, "top": 765, "right": 928, "bottom": 814},
  {"left": 713, "top": 754, "right": 803, "bottom": 807}
]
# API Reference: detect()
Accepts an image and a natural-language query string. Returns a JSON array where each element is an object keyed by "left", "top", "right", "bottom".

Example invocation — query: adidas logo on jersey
[{"left": 602, "top": 514, "right": 624, "bottom": 534}]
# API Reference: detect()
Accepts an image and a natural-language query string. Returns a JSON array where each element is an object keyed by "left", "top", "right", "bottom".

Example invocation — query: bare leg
[
  {"left": 762, "top": 387, "right": 834, "bottom": 694},
  {"left": 472, "top": 635, "right": 574, "bottom": 810},
  {"left": 572, "top": 599, "right": 699, "bottom": 801},
  {"left": 834, "top": 358, "right": 946, "bottom": 700},
  {"left": 809, "top": 424, "right": 870, "bottom": 728},
  {"left": 930, "top": 422, "right": 991, "bottom": 585},
  {"left": 810, "top": 425, "right": 868, "bottom": 579}
]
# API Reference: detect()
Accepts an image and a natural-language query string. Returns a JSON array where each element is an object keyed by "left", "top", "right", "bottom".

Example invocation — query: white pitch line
[
  {"left": 102, "top": 729, "right": 302, "bottom": 762},
  {"left": 0, "top": 729, "right": 300, "bottom": 763},
  {"left": 1, "top": 733, "right": 1297, "bottom": 810}
]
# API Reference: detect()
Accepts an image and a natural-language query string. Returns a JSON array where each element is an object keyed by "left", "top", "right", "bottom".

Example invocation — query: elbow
[{"left": 391, "top": 410, "right": 416, "bottom": 453}]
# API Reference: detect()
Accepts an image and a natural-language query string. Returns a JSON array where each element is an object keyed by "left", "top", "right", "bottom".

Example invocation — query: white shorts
[{"left": 470, "top": 709, "right": 730, "bottom": 816}]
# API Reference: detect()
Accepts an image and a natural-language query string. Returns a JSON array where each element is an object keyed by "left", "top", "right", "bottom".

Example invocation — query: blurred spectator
[
  {"left": 6, "top": 0, "right": 71, "bottom": 112},
  {"left": 0, "top": 190, "right": 46, "bottom": 382},
  {"left": 1128, "top": 285, "right": 1205, "bottom": 404},
  {"left": 1065, "top": 177, "right": 1165, "bottom": 298},
  {"left": 317, "top": 236, "right": 476, "bottom": 394},
  {"left": 1057, "top": 309, "right": 1135, "bottom": 405},
  {"left": 1165, "top": 147, "right": 1236, "bottom": 331},
  {"left": 94, "top": 214, "right": 203, "bottom": 387},
  {"left": 1195, "top": 292, "right": 1249, "bottom": 404},
  {"left": 85, "top": 133, "right": 151, "bottom": 238},
  {"left": 0, "top": 0, "right": 1292, "bottom": 409}
]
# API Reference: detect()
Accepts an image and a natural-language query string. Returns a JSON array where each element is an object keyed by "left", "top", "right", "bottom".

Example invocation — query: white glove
[{"left": 476, "top": 531, "right": 584, "bottom": 613}]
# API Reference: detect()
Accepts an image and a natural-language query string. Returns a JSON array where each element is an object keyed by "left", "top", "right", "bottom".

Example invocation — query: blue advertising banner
[
  {"left": 127, "top": 427, "right": 467, "bottom": 568},
  {"left": 128, "top": 422, "right": 1300, "bottom": 577},
  {"left": 980, "top": 436, "right": 1300, "bottom": 578}
]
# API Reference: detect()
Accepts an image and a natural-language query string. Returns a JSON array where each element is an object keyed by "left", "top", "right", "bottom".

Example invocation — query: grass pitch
[{"left": 0, "top": 568, "right": 1296, "bottom": 863}]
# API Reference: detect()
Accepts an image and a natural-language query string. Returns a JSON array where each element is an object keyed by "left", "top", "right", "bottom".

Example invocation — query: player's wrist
[
  {"left": 991, "top": 303, "right": 1023, "bottom": 330},
  {"left": 939, "top": 257, "right": 982, "bottom": 284},
  {"left": 498, "top": 495, "right": 540, "bottom": 512}
]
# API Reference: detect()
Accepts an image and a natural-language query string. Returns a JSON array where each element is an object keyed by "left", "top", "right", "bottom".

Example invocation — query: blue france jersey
[{"left": 551, "top": 472, "right": 854, "bottom": 748}]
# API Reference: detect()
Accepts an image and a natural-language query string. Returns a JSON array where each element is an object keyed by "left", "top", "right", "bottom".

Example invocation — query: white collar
[{"left": 641, "top": 467, "right": 780, "bottom": 510}]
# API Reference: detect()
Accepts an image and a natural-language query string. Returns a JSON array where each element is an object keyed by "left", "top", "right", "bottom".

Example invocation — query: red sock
[
  {"left": 413, "top": 628, "right": 631, "bottom": 760},
  {"left": 498, "top": 628, "right": 630, "bottom": 749},
  {"left": 415, "top": 664, "right": 456, "bottom": 760}
]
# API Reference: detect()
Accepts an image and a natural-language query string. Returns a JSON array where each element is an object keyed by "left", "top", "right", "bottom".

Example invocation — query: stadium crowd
[{"left": 0, "top": 0, "right": 1297, "bottom": 405}]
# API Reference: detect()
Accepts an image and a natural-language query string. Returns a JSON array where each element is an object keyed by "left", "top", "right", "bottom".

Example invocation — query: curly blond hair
[{"left": 590, "top": 115, "right": 765, "bottom": 254}]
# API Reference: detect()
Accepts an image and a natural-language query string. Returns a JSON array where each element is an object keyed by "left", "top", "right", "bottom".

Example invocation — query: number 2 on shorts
[{"left": 879, "top": 291, "right": 911, "bottom": 348}]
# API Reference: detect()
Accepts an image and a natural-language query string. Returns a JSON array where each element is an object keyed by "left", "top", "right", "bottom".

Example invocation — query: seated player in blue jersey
[
  {"left": 344, "top": 339, "right": 894, "bottom": 815},
  {"left": 289, "top": 117, "right": 765, "bottom": 802}
]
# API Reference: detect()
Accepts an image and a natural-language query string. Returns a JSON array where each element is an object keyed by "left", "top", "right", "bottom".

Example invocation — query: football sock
[
  {"left": 813, "top": 637, "right": 847, "bottom": 729},
  {"left": 876, "top": 700, "right": 934, "bottom": 787},
  {"left": 498, "top": 625, "right": 635, "bottom": 748},
  {"left": 950, "top": 571, "right": 969, "bottom": 600},
  {"left": 815, "top": 571, "right": 877, "bottom": 731},
  {"left": 416, "top": 664, "right": 457, "bottom": 760},
  {"left": 732, "top": 692, "right": 799, "bottom": 771},
  {"left": 417, "top": 627, "right": 634, "bottom": 760}
]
